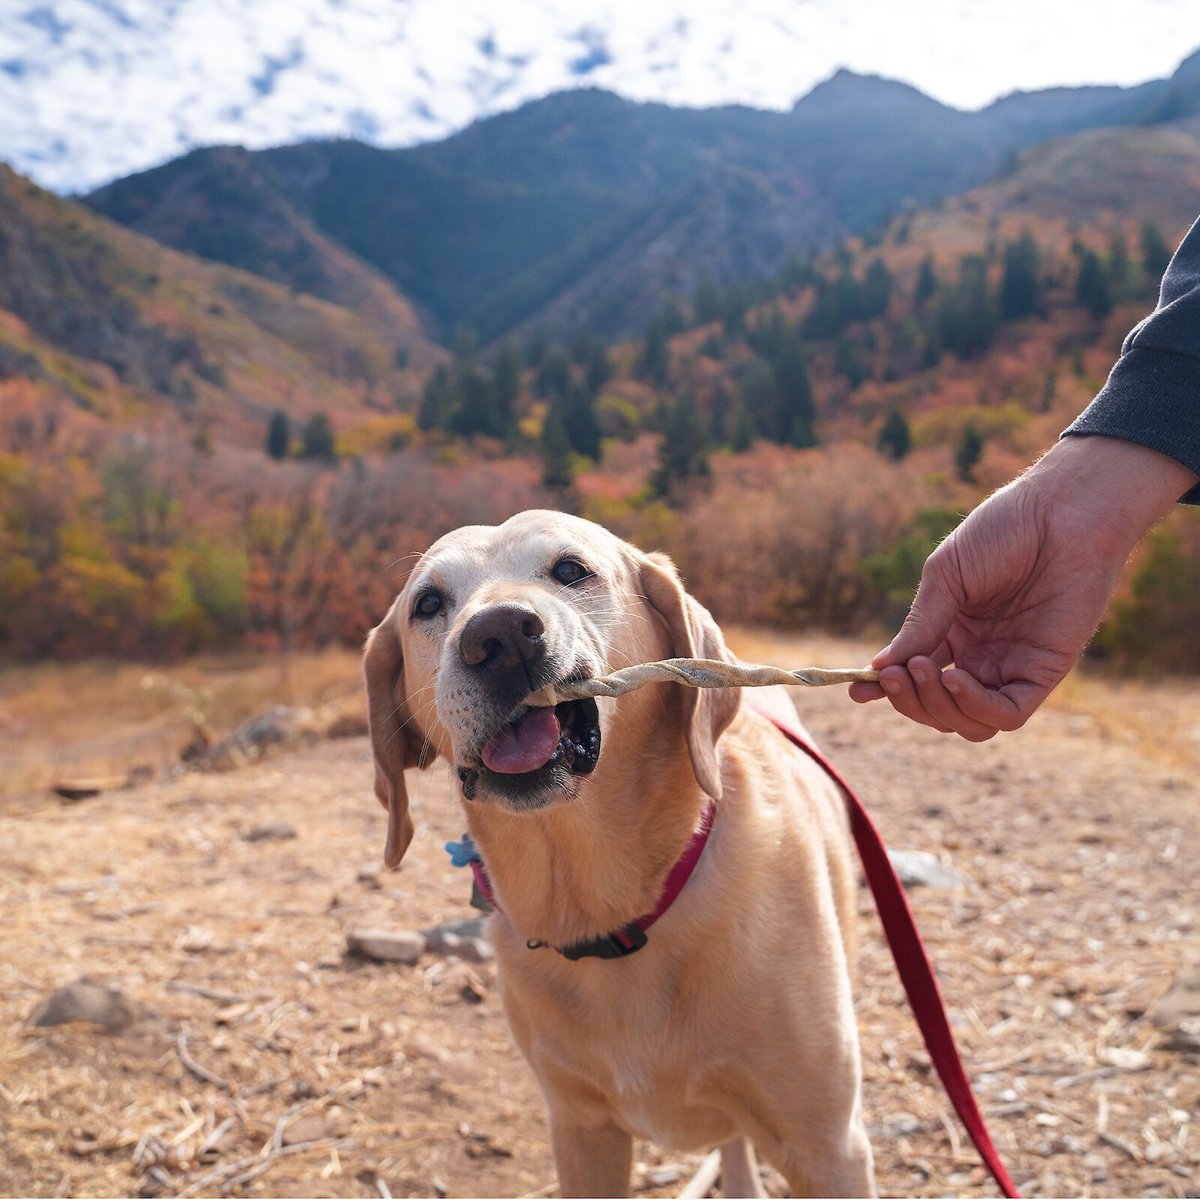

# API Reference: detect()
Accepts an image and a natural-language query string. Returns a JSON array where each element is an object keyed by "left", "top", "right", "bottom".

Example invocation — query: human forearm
[{"left": 1022, "top": 434, "right": 1199, "bottom": 558}]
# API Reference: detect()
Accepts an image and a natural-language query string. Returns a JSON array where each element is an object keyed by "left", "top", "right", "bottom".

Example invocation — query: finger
[
  {"left": 906, "top": 657, "right": 1000, "bottom": 742},
  {"left": 941, "top": 668, "right": 1045, "bottom": 732},
  {"left": 848, "top": 681, "right": 886, "bottom": 705},
  {"left": 873, "top": 636, "right": 955, "bottom": 673},
  {"left": 872, "top": 558, "right": 962, "bottom": 669},
  {"left": 875, "top": 665, "right": 955, "bottom": 735}
]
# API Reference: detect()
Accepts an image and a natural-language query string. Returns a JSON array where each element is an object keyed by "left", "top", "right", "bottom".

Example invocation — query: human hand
[{"left": 849, "top": 436, "right": 1199, "bottom": 740}]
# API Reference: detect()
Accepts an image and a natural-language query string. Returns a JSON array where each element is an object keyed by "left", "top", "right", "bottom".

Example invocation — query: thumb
[{"left": 872, "top": 557, "right": 962, "bottom": 669}]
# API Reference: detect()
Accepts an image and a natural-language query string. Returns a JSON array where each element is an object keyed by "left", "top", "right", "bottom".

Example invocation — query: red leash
[{"left": 765, "top": 713, "right": 1021, "bottom": 1199}]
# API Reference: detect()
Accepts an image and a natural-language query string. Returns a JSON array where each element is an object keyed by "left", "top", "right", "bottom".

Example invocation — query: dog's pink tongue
[{"left": 482, "top": 707, "right": 561, "bottom": 774}]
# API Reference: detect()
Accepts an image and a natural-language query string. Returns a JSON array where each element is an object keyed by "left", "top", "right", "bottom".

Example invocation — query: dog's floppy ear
[
  {"left": 363, "top": 596, "right": 425, "bottom": 869},
  {"left": 639, "top": 551, "right": 740, "bottom": 799}
]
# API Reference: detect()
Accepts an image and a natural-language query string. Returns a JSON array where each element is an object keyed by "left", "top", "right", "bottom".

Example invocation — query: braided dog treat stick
[{"left": 527, "top": 658, "right": 879, "bottom": 707}]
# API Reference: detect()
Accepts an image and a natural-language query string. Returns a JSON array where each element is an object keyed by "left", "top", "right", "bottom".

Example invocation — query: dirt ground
[{"left": 2, "top": 632, "right": 1199, "bottom": 1199}]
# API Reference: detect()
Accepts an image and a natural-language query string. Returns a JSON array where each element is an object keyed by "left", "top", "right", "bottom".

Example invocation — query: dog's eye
[
  {"left": 551, "top": 559, "right": 592, "bottom": 586},
  {"left": 412, "top": 589, "right": 444, "bottom": 619}
]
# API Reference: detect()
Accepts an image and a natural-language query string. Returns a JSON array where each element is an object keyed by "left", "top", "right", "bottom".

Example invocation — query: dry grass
[
  {"left": 2, "top": 634, "right": 1199, "bottom": 1198},
  {"left": 0, "top": 649, "right": 366, "bottom": 803}
]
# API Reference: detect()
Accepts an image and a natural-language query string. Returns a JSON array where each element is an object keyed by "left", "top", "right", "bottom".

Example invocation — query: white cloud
[{"left": 1, "top": 0, "right": 1197, "bottom": 192}]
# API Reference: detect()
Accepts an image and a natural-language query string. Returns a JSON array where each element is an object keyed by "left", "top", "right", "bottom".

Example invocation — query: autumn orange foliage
[{"left": 2, "top": 180, "right": 1196, "bottom": 670}]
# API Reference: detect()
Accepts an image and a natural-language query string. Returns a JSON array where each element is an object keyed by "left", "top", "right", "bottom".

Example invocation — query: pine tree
[
  {"left": 739, "top": 359, "right": 782, "bottom": 443},
  {"left": 1140, "top": 221, "right": 1173, "bottom": 285},
  {"left": 804, "top": 269, "right": 862, "bottom": 339},
  {"left": 954, "top": 423, "right": 983, "bottom": 482},
  {"left": 573, "top": 331, "right": 611, "bottom": 395},
  {"left": 300, "top": 413, "right": 337, "bottom": 462},
  {"left": 536, "top": 346, "right": 572, "bottom": 402},
  {"left": 999, "top": 232, "right": 1040, "bottom": 320},
  {"left": 862, "top": 257, "right": 893, "bottom": 319},
  {"left": 560, "top": 385, "right": 602, "bottom": 462},
  {"left": 651, "top": 393, "right": 710, "bottom": 500},
  {"left": 449, "top": 367, "right": 500, "bottom": 438},
  {"left": 540, "top": 409, "right": 574, "bottom": 490},
  {"left": 772, "top": 340, "right": 817, "bottom": 447},
  {"left": 1075, "top": 249, "right": 1113, "bottom": 318},
  {"left": 1106, "top": 231, "right": 1132, "bottom": 296},
  {"left": 914, "top": 255, "right": 938, "bottom": 306},
  {"left": 693, "top": 277, "right": 724, "bottom": 325},
  {"left": 492, "top": 341, "right": 522, "bottom": 429},
  {"left": 731, "top": 405, "right": 755, "bottom": 453},
  {"left": 938, "top": 256, "right": 997, "bottom": 359},
  {"left": 639, "top": 320, "right": 670, "bottom": 385},
  {"left": 877, "top": 407, "right": 911, "bottom": 460},
  {"left": 419, "top": 364, "right": 457, "bottom": 432},
  {"left": 265, "top": 410, "right": 291, "bottom": 460},
  {"left": 834, "top": 338, "right": 867, "bottom": 390}
]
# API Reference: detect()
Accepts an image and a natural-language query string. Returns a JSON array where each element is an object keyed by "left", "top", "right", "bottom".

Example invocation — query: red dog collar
[{"left": 461, "top": 800, "right": 716, "bottom": 961}]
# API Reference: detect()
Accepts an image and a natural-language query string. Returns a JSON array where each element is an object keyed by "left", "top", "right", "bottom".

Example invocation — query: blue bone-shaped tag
[{"left": 444, "top": 834, "right": 481, "bottom": 868}]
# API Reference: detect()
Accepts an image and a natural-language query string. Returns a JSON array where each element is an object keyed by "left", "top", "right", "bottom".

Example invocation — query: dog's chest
[
  {"left": 578, "top": 1031, "right": 734, "bottom": 1150},
  {"left": 514, "top": 963, "right": 737, "bottom": 1150}
]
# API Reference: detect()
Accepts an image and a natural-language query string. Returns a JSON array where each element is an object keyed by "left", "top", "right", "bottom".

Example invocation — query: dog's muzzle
[{"left": 452, "top": 601, "right": 603, "bottom": 804}]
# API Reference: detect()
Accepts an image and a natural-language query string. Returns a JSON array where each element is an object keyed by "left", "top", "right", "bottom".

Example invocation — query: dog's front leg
[{"left": 549, "top": 1112, "right": 632, "bottom": 1199}]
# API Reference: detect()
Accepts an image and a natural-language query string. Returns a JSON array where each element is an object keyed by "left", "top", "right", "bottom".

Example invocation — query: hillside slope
[{"left": 0, "top": 165, "right": 440, "bottom": 446}]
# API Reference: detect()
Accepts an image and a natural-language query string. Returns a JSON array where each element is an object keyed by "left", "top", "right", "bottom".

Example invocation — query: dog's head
[{"left": 363, "top": 510, "right": 740, "bottom": 867}]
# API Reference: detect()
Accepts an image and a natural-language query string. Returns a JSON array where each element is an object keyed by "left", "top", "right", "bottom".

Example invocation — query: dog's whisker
[{"left": 416, "top": 736, "right": 435, "bottom": 771}]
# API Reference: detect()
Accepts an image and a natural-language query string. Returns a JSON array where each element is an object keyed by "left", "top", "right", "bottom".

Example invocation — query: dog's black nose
[{"left": 460, "top": 603, "right": 546, "bottom": 671}]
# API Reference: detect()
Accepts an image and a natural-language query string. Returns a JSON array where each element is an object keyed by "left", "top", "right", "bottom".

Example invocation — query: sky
[{"left": 3, "top": 0, "right": 1199, "bottom": 194}]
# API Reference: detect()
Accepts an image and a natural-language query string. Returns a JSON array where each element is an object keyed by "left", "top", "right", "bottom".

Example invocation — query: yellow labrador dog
[{"left": 364, "top": 510, "right": 874, "bottom": 1198}]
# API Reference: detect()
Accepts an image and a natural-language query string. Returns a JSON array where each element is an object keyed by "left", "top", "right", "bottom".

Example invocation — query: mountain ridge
[
  {"left": 77, "top": 53, "right": 1200, "bottom": 345},
  {"left": 81, "top": 53, "right": 1200, "bottom": 344}
]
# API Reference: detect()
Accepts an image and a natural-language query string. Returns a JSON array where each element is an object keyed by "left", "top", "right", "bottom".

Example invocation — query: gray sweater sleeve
[{"left": 1063, "top": 216, "right": 1200, "bottom": 504}]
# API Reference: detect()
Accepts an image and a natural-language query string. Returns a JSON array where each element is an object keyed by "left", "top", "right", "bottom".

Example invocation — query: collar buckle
[{"left": 559, "top": 921, "right": 649, "bottom": 961}]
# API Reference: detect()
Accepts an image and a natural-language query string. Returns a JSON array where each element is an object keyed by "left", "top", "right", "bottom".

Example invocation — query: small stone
[
  {"left": 458, "top": 937, "right": 494, "bottom": 964},
  {"left": 424, "top": 919, "right": 495, "bottom": 964},
  {"left": 347, "top": 929, "right": 426, "bottom": 964},
  {"left": 282, "top": 1115, "right": 338, "bottom": 1146},
  {"left": 888, "top": 849, "right": 970, "bottom": 889},
  {"left": 241, "top": 822, "right": 297, "bottom": 843},
  {"left": 176, "top": 925, "right": 214, "bottom": 953},
  {"left": 1163, "top": 1024, "right": 1200, "bottom": 1053},
  {"left": 643, "top": 1166, "right": 682, "bottom": 1187},
  {"left": 424, "top": 917, "right": 488, "bottom": 954},
  {"left": 1097, "top": 1046, "right": 1151, "bottom": 1071},
  {"left": 1150, "top": 960, "right": 1200, "bottom": 1029},
  {"left": 460, "top": 979, "right": 486, "bottom": 1005},
  {"left": 27, "top": 978, "right": 151, "bottom": 1033},
  {"left": 1050, "top": 998, "right": 1075, "bottom": 1019}
]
